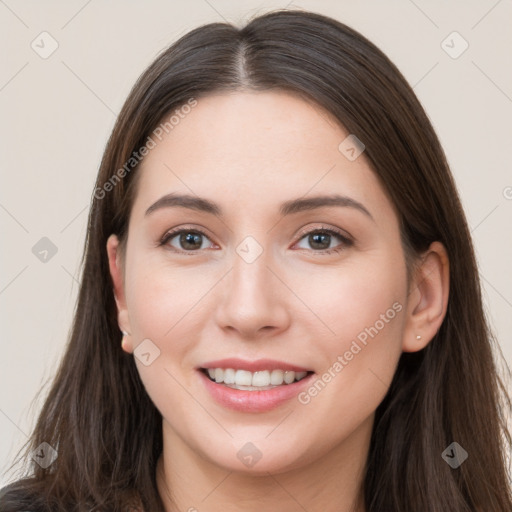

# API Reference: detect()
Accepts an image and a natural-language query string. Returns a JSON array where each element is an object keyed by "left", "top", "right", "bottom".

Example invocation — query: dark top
[{"left": 0, "top": 481, "right": 48, "bottom": 512}]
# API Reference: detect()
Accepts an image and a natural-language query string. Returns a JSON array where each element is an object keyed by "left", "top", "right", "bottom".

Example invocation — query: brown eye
[
  {"left": 161, "top": 230, "right": 214, "bottom": 251},
  {"left": 294, "top": 229, "right": 352, "bottom": 253},
  {"left": 178, "top": 232, "right": 204, "bottom": 250},
  {"left": 308, "top": 232, "right": 332, "bottom": 250}
]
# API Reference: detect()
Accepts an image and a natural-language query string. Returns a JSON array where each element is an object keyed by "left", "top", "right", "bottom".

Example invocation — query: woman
[{"left": 1, "top": 9, "right": 510, "bottom": 512}]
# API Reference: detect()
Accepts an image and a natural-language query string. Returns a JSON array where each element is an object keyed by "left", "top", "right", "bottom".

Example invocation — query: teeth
[
  {"left": 235, "top": 369, "right": 253, "bottom": 386},
  {"left": 223, "top": 368, "right": 236, "bottom": 384},
  {"left": 284, "top": 371, "right": 295, "bottom": 384},
  {"left": 252, "top": 370, "right": 270, "bottom": 387},
  {"left": 270, "top": 369, "right": 284, "bottom": 385},
  {"left": 204, "top": 368, "right": 310, "bottom": 387}
]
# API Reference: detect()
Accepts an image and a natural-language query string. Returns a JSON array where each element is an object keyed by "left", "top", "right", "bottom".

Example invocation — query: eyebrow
[{"left": 145, "top": 192, "right": 374, "bottom": 221}]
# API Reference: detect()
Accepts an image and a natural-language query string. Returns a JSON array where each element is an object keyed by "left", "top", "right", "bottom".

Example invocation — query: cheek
[
  {"left": 123, "top": 258, "right": 208, "bottom": 393},
  {"left": 123, "top": 261, "right": 209, "bottom": 422},
  {"left": 291, "top": 252, "right": 405, "bottom": 351},
  {"left": 293, "top": 252, "right": 406, "bottom": 411},
  {"left": 125, "top": 255, "right": 213, "bottom": 344}
]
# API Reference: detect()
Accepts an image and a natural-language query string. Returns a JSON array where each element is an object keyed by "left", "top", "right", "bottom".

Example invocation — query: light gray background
[{"left": 1, "top": 0, "right": 511, "bottom": 487}]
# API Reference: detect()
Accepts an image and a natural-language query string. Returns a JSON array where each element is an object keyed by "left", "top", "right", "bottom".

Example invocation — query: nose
[{"left": 214, "top": 247, "right": 291, "bottom": 340}]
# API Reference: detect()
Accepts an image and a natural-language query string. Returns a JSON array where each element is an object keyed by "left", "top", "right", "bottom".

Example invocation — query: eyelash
[{"left": 159, "top": 225, "right": 353, "bottom": 255}]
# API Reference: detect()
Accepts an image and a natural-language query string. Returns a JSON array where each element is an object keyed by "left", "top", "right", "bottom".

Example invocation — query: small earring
[{"left": 416, "top": 335, "right": 422, "bottom": 340}]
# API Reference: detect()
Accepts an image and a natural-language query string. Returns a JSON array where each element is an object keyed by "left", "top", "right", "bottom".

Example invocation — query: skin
[{"left": 107, "top": 91, "right": 449, "bottom": 512}]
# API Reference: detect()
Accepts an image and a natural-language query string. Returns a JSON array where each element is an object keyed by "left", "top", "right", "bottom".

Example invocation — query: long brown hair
[{"left": 2, "top": 9, "right": 511, "bottom": 512}]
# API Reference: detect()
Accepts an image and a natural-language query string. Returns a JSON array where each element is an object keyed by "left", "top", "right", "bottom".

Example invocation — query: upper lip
[{"left": 199, "top": 358, "right": 312, "bottom": 373}]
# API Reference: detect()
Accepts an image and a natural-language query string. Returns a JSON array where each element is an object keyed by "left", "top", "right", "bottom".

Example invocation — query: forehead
[
  {"left": 130, "top": 91, "right": 396, "bottom": 225},
  {"left": 147, "top": 91, "right": 349, "bottom": 168}
]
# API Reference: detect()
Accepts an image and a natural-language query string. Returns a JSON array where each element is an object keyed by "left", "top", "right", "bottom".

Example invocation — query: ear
[
  {"left": 402, "top": 241, "right": 450, "bottom": 352},
  {"left": 107, "top": 234, "right": 133, "bottom": 353}
]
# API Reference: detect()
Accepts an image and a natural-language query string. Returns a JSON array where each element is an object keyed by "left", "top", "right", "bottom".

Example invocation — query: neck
[{"left": 156, "top": 415, "right": 372, "bottom": 512}]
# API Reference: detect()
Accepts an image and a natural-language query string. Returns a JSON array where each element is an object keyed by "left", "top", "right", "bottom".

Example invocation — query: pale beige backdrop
[{"left": 1, "top": 0, "right": 511, "bottom": 487}]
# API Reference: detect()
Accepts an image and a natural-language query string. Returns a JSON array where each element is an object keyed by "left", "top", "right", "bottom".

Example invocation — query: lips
[{"left": 197, "top": 358, "right": 315, "bottom": 412}]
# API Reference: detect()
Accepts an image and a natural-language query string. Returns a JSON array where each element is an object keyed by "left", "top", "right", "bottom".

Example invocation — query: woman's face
[{"left": 108, "top": 91, "right": 415, "bottom": 474}]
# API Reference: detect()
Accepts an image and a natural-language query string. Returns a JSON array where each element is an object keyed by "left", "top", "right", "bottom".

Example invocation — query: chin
[{"left": 201, "top": 438, "right": 312, "bottom": 476}]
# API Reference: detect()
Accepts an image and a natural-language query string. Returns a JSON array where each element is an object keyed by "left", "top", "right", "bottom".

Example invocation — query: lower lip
[{"left": 198, "top": 370, "right": 315, "bottom": 413}]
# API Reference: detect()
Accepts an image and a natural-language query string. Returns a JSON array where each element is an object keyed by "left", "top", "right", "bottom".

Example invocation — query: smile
[
  {"left": 202, "top": 368, "right": 311, "bottom": 390},
  {"left": 197, "top": 358, "right": 315, "bottom": 412}
]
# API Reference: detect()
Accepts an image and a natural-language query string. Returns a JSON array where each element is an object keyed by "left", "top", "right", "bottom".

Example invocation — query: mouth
[
  {"left": 197, "top": 358, "right": 315, "bottom": 413},
  {"left": 200, "top": 367, "right": 313, "bottom": 391}
]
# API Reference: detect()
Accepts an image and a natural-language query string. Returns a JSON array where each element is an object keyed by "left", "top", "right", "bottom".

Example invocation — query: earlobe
[
  {"left": 107, "top": 234, "right": 133, "bottom": 353},
  {"left": 402, "top": 241, "right": 450, "bottom": 353},
  {"left": 121, "top": 330, "right": 133, "bottom": 354}
]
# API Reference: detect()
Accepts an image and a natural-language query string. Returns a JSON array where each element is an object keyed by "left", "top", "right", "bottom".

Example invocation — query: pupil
[
  {"left": 310, "top": 233, "right": 330, "bottom": 249},
  {"left": 180, "top": 232, "right": 202, "bottom": 250}
]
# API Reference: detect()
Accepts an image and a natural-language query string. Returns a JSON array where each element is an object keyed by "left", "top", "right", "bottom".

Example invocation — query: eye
[
  {"left": 160, "top": 228, "right": 216, "bottom": 252},
  {"left": 294, "top": 227, "right": 352, "bottom": 254}
]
